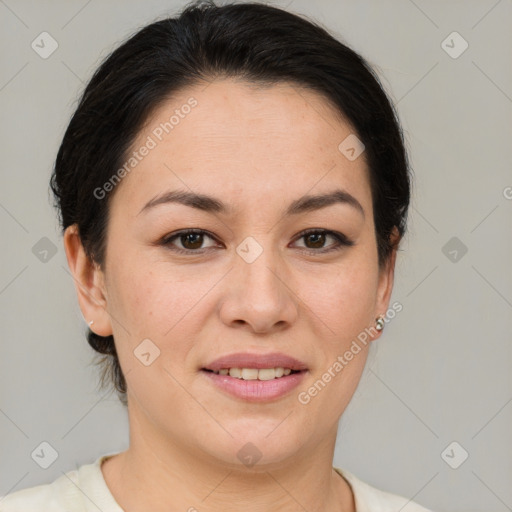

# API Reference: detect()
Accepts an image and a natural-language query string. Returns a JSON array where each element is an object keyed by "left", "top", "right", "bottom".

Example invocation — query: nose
[{"left": 218, "top": 244, "right": 298, "bottom": 335}]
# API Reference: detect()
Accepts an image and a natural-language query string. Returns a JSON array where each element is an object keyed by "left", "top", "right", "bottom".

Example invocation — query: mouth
[
  {"left": 202, "top": 367, "right": 302, "bottom": 380},
  {"left": 201, "top": 352, "right": 308, "bottom": 402}
]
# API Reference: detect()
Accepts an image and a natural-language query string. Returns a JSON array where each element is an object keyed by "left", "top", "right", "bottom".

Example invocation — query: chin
[{"left": 193, "top": 418, "right": 306, "bottom": 470}]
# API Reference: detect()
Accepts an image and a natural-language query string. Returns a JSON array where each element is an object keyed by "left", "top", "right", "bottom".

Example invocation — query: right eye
[{"left": 159, "top": 229, "right": 221, "bottom": 254}]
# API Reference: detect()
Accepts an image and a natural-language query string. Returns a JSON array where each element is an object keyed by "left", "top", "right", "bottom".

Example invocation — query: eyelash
[{"left": 159, "top": 228, "right": 354, "bottom": 255}]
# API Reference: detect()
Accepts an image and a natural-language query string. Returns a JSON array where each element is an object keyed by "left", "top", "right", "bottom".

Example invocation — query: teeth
[
  {"left": 241, "top": 368, "right": 259, "bottom": 380},
  {"left": 229, "top": 368, "right": 241, "bottom": 378},
  {"left": 215, "top": 367, "right": 295, "bottom": 380},
  {"left": 257, "top": 368, "right": 277, "bottom": 381}
]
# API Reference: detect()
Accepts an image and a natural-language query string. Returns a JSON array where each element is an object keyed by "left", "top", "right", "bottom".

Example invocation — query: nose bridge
[
  {"left": 219, "top": 233, "right": 298, "bottom": 332},
  {"left": 235, "top": 234, "right": 284, "bottom": 302}
]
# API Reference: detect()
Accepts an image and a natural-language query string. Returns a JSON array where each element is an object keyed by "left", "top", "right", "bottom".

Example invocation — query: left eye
[
  {"left": 160, "top": 228, "right": 354, "bottom": 254},
  {"left": 293, "top": 229, "right": 354, "bottom": 253}
]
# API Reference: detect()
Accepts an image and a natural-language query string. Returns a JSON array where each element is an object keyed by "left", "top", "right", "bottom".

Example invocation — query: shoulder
[
  {"left": 0, "top": 468, "right": 80, "bottom": 511},
  {"left": 334, "top": 467, "right": 434, "bottom": 512},
  {"left": 0, "top": 453, "right": 122, "bottom": 512}
]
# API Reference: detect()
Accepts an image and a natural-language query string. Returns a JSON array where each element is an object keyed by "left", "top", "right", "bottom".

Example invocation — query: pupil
[
  {"left": 307, "top": 233, "right": 324, "bottom": 248},
  {"left": 183, "top": 233, "right": 202, "bottom": 249}
]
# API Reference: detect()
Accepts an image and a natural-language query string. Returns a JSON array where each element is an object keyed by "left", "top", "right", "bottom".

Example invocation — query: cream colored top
[{"left": 0, "top": 453, "right": 433, "bottom": 511}]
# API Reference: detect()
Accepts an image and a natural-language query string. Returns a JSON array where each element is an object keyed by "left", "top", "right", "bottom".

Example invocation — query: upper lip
[{"left": 203, "top": 352, "right": 308, "bottom": 372}]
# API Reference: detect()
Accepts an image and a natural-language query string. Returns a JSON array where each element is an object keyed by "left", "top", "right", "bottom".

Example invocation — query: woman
[{"left": 1, "top": 1, "right": 433, "bottom": 510}]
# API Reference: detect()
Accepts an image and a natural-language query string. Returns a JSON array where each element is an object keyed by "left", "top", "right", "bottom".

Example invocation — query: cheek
[
  {"left": 108, "top": 264, "right": 204, "bottom": 403},
  {"left": 109, "top": 246, "right": 378, "bottom": 347},
  {"left": 301, "top": 258, "right": 379, "bottom": 339},
  {"left": 110, "top": 254, "right": 205, "bottom": 339},
  {"left": 296, "top": 265, "right": 375, "bottom": 427}
]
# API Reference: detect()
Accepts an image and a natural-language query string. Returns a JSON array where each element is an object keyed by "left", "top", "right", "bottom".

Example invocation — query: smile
[{"left": 208, "top": 367, "right": 297, "bottom": 380}]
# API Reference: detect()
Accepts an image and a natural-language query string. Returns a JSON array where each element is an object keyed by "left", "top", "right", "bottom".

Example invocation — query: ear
[
  {"left": 63, "top": 224, "right": 113, "bottom": 337},
  {"left": 372, "top": 226, "right": 400, "bottom": 341}
]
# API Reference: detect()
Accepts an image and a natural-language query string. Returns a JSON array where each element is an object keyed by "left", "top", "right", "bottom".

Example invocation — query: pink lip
[
  {"left": 203, "top": 352, "right": 308, "bottom": 372},
  {"left": 201, "top": 352, "right": 308, "bottom": 402},
  {"left": 201, "top": 370, "right": 306, "bottom": 402}
]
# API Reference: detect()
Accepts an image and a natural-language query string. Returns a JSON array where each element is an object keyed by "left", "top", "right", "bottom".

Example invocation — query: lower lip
[{"left": 201, "top": 370, "right": 306, "bottom": 402}]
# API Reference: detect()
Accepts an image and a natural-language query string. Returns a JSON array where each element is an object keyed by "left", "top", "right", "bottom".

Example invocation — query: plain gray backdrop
[{"left": 1, "top": 1, "right": 511, "bottom": 511}]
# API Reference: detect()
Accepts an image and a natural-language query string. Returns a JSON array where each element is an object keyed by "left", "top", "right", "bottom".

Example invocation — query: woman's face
[{"left": 76, "top": 79, "right": 396, "bottom": 467}]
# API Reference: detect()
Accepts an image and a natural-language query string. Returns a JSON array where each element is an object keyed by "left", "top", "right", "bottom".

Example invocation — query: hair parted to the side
[{"left": 50, "top": 0, "right": 411, "bottom": 405}]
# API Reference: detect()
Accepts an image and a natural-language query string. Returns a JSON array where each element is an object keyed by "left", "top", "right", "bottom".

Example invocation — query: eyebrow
[{"left": 138, "top": 188, "right": 365, "bottom": 218}]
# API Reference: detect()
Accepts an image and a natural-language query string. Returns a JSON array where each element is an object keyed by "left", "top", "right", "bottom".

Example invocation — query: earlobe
[{"left": 63, "top": 224, "right": 113, "bottom": 337}]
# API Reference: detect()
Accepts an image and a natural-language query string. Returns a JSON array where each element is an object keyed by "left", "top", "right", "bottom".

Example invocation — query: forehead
[{"left": 111, "top": 78, "right": 372, "bottom": 218}]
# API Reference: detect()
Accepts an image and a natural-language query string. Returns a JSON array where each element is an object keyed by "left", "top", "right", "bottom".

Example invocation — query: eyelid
[{"left": 293, "top": 227, "right": 354, "bottom": 244}]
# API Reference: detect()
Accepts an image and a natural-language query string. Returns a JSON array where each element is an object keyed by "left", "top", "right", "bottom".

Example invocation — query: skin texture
[{"left": 64, "top": 78, "right": 398, "bottom": 512}]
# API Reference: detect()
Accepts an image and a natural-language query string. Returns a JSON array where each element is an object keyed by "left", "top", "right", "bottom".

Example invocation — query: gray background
[{"left": 1, "top": 1, "right": 511, "bottom": 510}]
